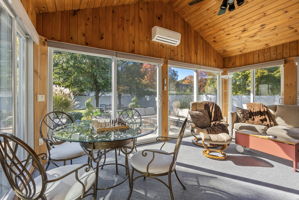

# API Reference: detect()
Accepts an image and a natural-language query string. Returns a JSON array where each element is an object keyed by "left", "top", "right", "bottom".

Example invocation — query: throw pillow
[
  {"left": 189, "top": 110, "right": 211, "bottom": 128},
  {"left": 236, "top": 107, "right": 250, "bottom": 123}
]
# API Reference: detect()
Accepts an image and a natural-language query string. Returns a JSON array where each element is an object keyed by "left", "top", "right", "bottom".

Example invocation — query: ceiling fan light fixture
[
  {"left": 228, "top": 0, "right": 235, "bottom": 11},
  {"left": 236, "top": 0, "right": 245, "bottom": 6},
  {"left": 220, "top": 0, "right": 228, "bottom": 9}
]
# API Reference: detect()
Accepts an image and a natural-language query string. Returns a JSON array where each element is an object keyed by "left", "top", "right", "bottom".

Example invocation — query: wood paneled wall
[
  {"left": 36, "top": 2, "right": 223, "bottom": 68},
  {"left": 223, "top": 40, "right": 299, "bottom": 107},
  {"left": 33, "top": 37, "right": 48, "bottom": 153},
  {"left": 224, "top": 40, "right": 299, "bottom": 68},
  {"left": 20, "top": 0, "right": 37, "bottom": 27}
]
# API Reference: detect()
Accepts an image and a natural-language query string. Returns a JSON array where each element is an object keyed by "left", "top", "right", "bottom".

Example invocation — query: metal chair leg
[
  {"left": 128, "top": 168, "right": 135, "bottom": 200},
  {"left": 101, "top": 150, "right": 107, "bottom": 169},
  {"left": 174, "top": 170, "right": 186, "bottom": 190},
  {"left": 168, "top": 173, "right": 174, "bottom": 200},
  {"left": 115, "top": 149, "right": 119, "bottom": 175}
]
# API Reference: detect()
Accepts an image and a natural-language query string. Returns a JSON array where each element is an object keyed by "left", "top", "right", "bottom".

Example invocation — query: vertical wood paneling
[
  {"left": 284, "top": 58, "right": 297, "bottom": 105},
  {"left": 161, "top": 60, "right": 168, "bottom": 137},
  {"left": 36, "top": 2, "right": 223, "bottom": 68},
  {"left": 224, "top": 40, "right": 299, "bottom": 68},
  {"left": 33, "top": 37, "right": 48, "bottom": 153}
]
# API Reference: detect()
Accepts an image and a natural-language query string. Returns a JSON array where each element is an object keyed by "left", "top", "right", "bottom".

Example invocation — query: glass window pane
[
  {"left": 198, "top": 70, "right": 218, "bottom": 103},
  {"left": 0, "top": 6, "right": 13, "bottom": 198},
  {"left": 0, "top": 7, "right": 13, "bottom": 135},
  {"left": 231, "top": 70, "right": 251, "bottom": 111},
  {"left": 168, "top": 67, "right": 193, "bottom": 134},
  {"left": 117, "top": 60, "right": 158, "bottom": 135},
  {"left": 53, "top": 51, "right": 112, "bottom": 120},
  {"left": 255, "top": 66, "right": 281, "bottom": 105}
]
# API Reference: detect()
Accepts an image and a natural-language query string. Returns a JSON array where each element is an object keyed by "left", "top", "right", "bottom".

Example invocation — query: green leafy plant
[
  {"left": 128, "top": 96, "right": 140, "bottom": 108},
  {"left": 82, "top": 98, "right": 101, "bottom": 120},
  {"left": 68, "top": 111, "right": 83, "bottom": 121},
  {"left": 53, "top": 85, "right": 76, "bottom": 112}
]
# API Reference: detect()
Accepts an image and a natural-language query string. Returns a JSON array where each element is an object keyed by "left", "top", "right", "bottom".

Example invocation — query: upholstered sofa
[{"left": 232, "top": 105, "right": 299, "bottom": 140}]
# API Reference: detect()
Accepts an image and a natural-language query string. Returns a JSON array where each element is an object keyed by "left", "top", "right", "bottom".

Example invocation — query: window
[
  {"left": 51, "top": 50, "right": 161, "bottom": 137},
  {"left": 52, "top": 50, "right": 112, "bottom": 117},
  {"left": 254, "top": 66, "right": 281, "bottom": 105},
  {"left": 198, "top": 70, "right": 218, "bottom": 103},
  {"left": 0, "top": 5, "right": 33, "bottom": 197},
  {"left": 167, "top": 66, "right": 221, "bottom": 134},
  {"left": 231, "top": 70, "right": 252, "bottom": 111},
  {"left": 168, "top": 67, "right": 194, "bottom": 134},
  {"left": 230, "top": 66, "right": 282, "bottom": 112},
  {"left": 117, "top": 60, "right": 159, "bottom": 134},
  {"left": 0, "top": 6, "right": 13, "bottom": 197}
]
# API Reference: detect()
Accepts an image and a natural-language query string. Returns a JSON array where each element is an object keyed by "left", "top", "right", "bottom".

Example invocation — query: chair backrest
[
  {"left": 118, "top": 108, "right": 142, "bottom": 129},
  {"left": 40, "top": 111, "right": 74, "bottom": 145},
  {"left": 172, "top": 118, "right": 188, "bottom": 166},
  {"left": 190, "top": 101, "right": 223, "bottom": 122},
  {"left": 0, "top": 133, "right": 47, "bottom": 200}
]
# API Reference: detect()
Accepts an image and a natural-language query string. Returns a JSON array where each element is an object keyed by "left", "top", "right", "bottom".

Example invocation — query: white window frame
[
  {"left": 167, "top": 64, "right": 222, "bottom": 106},
  {"left": 48, "top": 45, "right": 163, "bottom": 136},
  {"left": 0, "top": 1, "right": 34, "bottom": 147},
  {"left": 228, "top": 63, "right": 284, "bottom": 114}
]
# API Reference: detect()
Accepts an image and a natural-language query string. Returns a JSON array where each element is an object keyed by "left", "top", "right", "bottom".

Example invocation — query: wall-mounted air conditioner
[{"left": 152, "top": 26, "right": 181, "bottom": 46}]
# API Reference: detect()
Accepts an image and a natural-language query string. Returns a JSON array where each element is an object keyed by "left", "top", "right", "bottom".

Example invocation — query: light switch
[
  {"left": 37, "top": 95, "right": 45, "bottom": 102},
  {"left": 39, "top": 138, "right": 44, "bottom": 145}
]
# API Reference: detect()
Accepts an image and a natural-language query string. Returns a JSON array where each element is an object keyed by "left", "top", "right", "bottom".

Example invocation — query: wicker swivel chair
[
  {"left": 0, "top": 133, "right": 95, "bottom": 200},
  {"left": 128, "top": 118, "right": 187, "bottom": 200},
  {"left": 190, "top": 102, "right": 231, "bottom": 160},
  {"left": 40, "top": 111, "right": 85, "bottom": 169}
]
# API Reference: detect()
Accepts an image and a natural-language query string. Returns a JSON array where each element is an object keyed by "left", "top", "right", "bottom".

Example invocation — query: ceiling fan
[{"left": 188, "top": 0, "right": 245, "bottom": 15}]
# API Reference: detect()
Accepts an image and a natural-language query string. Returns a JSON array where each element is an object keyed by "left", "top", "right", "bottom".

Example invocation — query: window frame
[
  {"left": 48, "top": 47, "right": 163, "bottom": 136},
  {"left": 228, "top": 64, "right": 284, "bottom": 113}
]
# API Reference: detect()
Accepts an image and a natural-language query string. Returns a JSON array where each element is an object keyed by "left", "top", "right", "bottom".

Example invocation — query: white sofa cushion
[
  {"left": 130, "top": 149, "right": 174, "bottom": 174},
  {"left": 234, "top": 123, "right": 268, "bottom": 134},
  {"left": 50, "top": 142, "right": 85, "bottom": 160},
  {"left": 266, "top": 126, "right": 299, "bottom": 140}
]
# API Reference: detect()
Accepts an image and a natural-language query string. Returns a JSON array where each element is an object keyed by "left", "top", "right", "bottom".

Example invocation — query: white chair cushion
[
  {"left": 130, "top": 149, "right": 174, "bottom": 174},
  {"left": 3, "top": 164, "right": 95, "bottom": 200},
  {"left": 200, "top": 132, "right": 232, "bottom": 144},
  {"left": 36, "top": 164, "right": 95, "bottom": 200},
  {"left": 50, "top": 142, "right": 85, "bottom": 160}
]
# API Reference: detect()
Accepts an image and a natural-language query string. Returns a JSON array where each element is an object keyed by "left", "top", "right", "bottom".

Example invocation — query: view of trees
[
  {"left": 53, "top": 51, "right": 111, "bottom": 107},
  {"left": 232, "top": 66, "right": 281, "bottom": 96}
]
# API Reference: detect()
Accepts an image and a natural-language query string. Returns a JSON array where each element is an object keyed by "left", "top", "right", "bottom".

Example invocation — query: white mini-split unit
[{"left": 152, "top": 26, "right": 181, "bottom": 46}]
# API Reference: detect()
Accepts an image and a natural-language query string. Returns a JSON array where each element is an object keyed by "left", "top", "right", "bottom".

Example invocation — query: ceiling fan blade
[{"left": 188, "top": 0, "right": 204, "bottom": 6}]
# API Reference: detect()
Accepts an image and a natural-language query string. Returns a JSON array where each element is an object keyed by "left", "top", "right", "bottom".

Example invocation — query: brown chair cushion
[{"left": 189, "top": 110, "right": 210, "bottom": 128}]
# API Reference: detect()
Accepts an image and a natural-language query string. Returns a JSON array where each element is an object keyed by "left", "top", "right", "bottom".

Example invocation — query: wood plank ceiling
[{"left": 33, "top": 0, "right": 299, "bottom": 57}]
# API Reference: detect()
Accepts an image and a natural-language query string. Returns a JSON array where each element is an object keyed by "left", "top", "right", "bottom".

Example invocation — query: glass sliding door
[
  {"left": 198, "top": 70, "right": 218, "bottom": 103},
  {"left": 254, "top": 66, "right": 281, "bottom": 105},
  {"left": 0, "top": 6, "right": 13, "bottom": 197},
  {"left": 168, "top": 67, "right": 194, "bottom": 134},
  {"left": 52, "top": 50, "right": 112, "bottom": 120},
  {"left": 0, "top": 6, "right": 13, "bottom": 135},
  {"left": 117, "top": 60, "right": 159, "bottom": 135}
]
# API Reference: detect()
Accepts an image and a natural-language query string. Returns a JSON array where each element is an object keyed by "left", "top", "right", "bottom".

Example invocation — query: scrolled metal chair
[
  {"left": 128, "top": 118, "right": 187, "bottom": 200},
  {"left": 0, "top": 133, "right": 95, "bottom": 200},
  {"left": 40, "top": 111, "right": 85, "bottom": 169}
]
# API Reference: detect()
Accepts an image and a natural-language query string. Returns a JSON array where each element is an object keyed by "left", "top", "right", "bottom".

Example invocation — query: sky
[{"left": 171, "top": 67, "right": 194, "bottom": 80}]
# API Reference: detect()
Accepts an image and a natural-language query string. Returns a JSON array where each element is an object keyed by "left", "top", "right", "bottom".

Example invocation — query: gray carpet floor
[
  {"left": 1, "top": 136, "right": 299, "bottom": 200},
  {"left": 79, "top": 136, "right": 299, "bottom": 200}
]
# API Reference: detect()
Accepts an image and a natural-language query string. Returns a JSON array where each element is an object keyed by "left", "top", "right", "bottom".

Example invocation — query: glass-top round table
[
  {"left": 52, "top": 120, "right": 157, "bottom": 198},
  {"left": 53, "top": 120, "right": 157, "bottom": 149}
]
